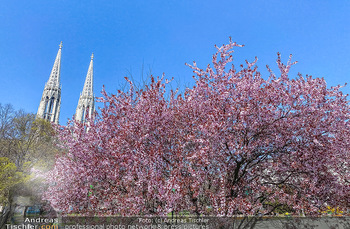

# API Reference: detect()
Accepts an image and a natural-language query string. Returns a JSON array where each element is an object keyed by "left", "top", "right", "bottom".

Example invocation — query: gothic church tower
[
  {"left": 75, "top": 53, "right": 95, "bottom": 123},
  {"left": 36, "top": 42, "right": 62, "bottom": 124}
]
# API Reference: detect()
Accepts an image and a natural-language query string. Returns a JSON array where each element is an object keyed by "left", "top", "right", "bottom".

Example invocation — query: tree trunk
[{"left": 0, "top": 204, "right": 15, "bottom": 229}]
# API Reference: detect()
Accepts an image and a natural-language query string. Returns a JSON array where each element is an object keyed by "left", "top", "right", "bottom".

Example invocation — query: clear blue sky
[{"left": 0, "top": 0, "right": 349, "bottom": 124}]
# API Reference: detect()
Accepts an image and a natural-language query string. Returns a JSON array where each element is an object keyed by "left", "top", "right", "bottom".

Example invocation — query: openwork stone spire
[
  {"left": 75, "top": 53, "right": 95, "bottom": 123},
  {"left": 46, "top": 41, "right": 62, "bottom": 88},
  {"left": 36, "top": 42, "right": 62, "bottom": 124}
]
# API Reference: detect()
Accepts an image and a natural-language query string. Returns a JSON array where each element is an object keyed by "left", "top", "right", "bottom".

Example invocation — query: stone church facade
[{"left": 36, "top": 42, "right": 95, "bottom": 124}]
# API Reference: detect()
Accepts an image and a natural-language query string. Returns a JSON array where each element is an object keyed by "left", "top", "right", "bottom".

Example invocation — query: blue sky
[{"left": 0, "top": 0, "right": 349, "bottom": 124}]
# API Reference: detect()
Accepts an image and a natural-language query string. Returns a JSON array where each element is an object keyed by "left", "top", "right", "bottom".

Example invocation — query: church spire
[
  {"left": 82, "top": 53, "right": 94, "bottom": 98},
  {"left": 75, "top": 53, "right": 95, "bottom": 123},
  {"left": 46, "top": 41, "right": 62, "bottom": 88},
  {"left": 36, "top": 42, "right": 62, "bottom": 124}
]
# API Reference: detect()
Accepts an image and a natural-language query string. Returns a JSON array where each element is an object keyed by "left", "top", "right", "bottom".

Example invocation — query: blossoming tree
[{"left": 44, "top": 40, "right": 350, "bottom": 217}]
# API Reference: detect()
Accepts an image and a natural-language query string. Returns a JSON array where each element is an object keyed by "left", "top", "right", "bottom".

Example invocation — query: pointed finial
[
  {"left": 91, "top": 53, "right": 94, "bottom": 60},
  {"left": 59, "top": 41, "right": 63, "bottom": 49}
]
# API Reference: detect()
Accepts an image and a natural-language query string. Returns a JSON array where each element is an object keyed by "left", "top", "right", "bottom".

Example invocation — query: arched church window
[
  {"left": 44, "top": 96, "right": 50, "bottom": 119},
  {"left": 86, "top": 105, "right": 90, "bottom": 118},
  {"left": 48, "top": 97, "right": 55, "bottom": 114},
  {"left": 81, "top": 105, "right": 86, "bottom": 122}
]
